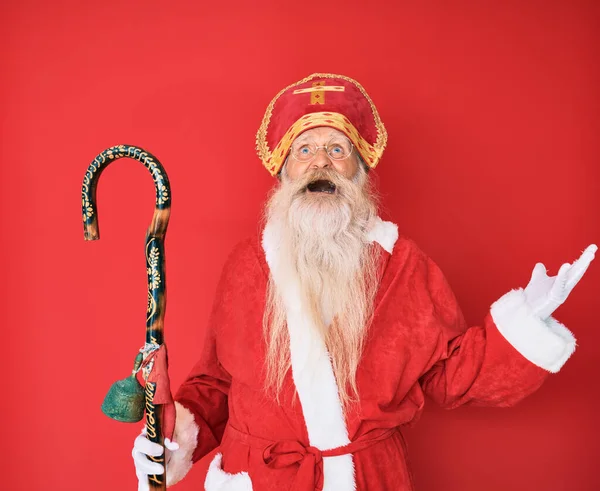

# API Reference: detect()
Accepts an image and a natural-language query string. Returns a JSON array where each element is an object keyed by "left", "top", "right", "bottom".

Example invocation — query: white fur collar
[{"left": 366, "top": 216, "right": 399, "bottom": 253}]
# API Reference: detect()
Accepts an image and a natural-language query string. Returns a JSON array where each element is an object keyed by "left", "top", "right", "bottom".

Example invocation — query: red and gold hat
[{"left": 256, "top": 73, "right": 387, "bottom": 176}]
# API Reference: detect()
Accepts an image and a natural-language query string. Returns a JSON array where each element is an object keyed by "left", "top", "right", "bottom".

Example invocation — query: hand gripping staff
[{"left": 82, "top": 145, "right": 175, "bottom": 490}]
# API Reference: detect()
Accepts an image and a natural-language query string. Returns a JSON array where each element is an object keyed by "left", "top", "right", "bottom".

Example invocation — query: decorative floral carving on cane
[
  {"left": 81, "top": 145, "right": 170, "bottom": 226},
  {"left": 146, "top": 239, "right": 160, "bottom": 319}
]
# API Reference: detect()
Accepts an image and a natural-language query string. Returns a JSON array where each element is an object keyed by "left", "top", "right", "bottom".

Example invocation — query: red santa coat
[{"left": 167, "top": 219, "right": 575, "bottom": 491}]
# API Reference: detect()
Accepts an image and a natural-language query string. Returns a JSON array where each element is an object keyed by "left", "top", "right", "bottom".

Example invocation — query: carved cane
[{"left": 82, "top": 145, "right": 171, "bottom": 490}]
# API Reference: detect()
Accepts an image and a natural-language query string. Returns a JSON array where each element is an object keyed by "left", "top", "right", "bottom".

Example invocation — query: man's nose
[{"left": 311, "top": 148, "right": 332, "bottom": 169}]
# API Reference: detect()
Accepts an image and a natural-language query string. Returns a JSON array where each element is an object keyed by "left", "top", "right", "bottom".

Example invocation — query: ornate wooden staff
[{"left": 82, "top": 145, "right": 172, "bottom": 490}]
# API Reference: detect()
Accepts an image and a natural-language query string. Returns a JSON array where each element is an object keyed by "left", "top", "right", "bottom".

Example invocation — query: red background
[{"left": 2, "top": 1, "right": 599, "bottom": 490}]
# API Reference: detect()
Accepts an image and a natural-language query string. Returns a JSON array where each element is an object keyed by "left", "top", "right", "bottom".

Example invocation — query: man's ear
[
  {"left": 357, "top": 154, "right": 369, "bottom": 174},
  {"left": 277, "top": 157, "right": 289, "bottom": 182}
]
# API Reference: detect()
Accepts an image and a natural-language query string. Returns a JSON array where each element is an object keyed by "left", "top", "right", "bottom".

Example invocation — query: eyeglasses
[{"left": 289, "top": 138, "right": 354, "bottom": 163}]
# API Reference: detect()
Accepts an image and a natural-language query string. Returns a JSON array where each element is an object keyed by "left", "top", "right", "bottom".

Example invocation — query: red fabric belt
[{"left": 224, "top": 423, "right": 398, "bottom": 491}]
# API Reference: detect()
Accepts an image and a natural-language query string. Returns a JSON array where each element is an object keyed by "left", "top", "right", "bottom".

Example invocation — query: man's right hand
[{"left": 132, "top": 430, "right": 180, "bottom": 491}]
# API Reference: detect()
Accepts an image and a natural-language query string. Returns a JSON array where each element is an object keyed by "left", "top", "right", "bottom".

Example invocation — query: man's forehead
[{"left": 293, "top": 127, "right": 347, "bottom": 143}]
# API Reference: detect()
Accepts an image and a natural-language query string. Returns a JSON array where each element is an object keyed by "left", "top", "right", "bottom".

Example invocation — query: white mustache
[{"left": 287, "top": 168, "right": 360, "bottom": 200}]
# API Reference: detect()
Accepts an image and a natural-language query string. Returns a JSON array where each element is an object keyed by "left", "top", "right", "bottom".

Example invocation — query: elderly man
[{"left": 132, "top": 73, "right": 596, "bottom": 491}]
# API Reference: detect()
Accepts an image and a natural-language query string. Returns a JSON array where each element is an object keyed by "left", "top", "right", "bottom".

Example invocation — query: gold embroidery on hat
[
  {"left": 256, "top": 73, "right": 387, "bottom": 176},
  {"left": 293, "top": 81, "right": 345, "bottom": 105}
]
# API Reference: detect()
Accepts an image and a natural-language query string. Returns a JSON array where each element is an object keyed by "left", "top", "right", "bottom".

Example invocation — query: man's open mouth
[{"left": 306, "top": 180, "right": 336, "bottom": 194}]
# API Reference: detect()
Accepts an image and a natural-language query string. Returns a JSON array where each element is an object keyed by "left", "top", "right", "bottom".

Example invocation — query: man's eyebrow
[{"left": 292, "top": 135, "right": 312, "bottom": 146}]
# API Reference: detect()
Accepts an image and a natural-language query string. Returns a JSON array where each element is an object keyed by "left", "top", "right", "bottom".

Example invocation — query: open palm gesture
[{"left": 524, "top": 244, "right": 597, "bottom": 320}]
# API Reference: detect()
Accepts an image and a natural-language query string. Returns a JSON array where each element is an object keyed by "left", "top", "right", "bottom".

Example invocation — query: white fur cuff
[
  {"left": 490, "top": 289, "right": 576, "bottom": 373},
  {"left": 204, "top": 453, "right": 253, "bottom": 490},
  {"left": 166, "top": 401, "right": 199, "bottom": 486}
]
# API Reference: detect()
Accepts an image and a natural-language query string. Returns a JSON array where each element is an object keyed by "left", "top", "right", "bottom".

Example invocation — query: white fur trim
[
  {"left": 366, "top": 216, "right": 399, "bottom": 253},
  {"left": 490, "top": 289, "right": 576, "bottom": 373},
  {"left": 204, "top": 453, "right": 253, "bottom": 491},
  {"left": 166, "top": 402, "right": 199, "bottom": 486},
  {"left": 262, "top": 221, "right": 356, "bottom": 491}
]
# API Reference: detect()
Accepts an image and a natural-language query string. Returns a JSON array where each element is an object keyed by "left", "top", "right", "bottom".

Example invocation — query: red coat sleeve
[
  {"left": 418, "top": 255, "right": 551, "bottom": 409},
  {"left": 175, "top": 321, "right": 232, "bottom": 462}
]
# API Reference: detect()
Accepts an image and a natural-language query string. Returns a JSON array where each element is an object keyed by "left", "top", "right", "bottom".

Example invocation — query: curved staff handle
[{"left": 82, "top": 145, "right": 171, "bottom": 490}]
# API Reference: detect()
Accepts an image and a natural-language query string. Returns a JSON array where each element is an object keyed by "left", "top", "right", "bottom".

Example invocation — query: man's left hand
[{"left": 524, "top": 244, "right": 597, "bottom": 320}]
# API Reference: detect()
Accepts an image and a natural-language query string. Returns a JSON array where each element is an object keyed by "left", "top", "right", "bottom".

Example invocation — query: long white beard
[{"left": 263, "top": 165, "right": 380, "bottom": 407}]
